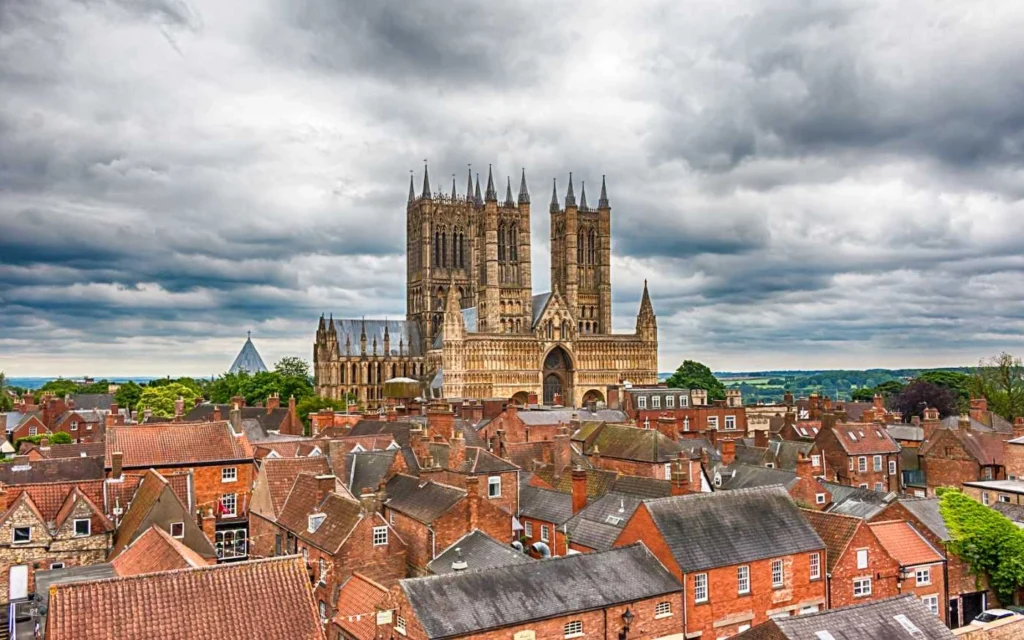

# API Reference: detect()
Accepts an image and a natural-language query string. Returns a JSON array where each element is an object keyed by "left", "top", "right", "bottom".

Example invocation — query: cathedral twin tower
[{"left": 314, "top": 164, "right": 659, "bottom": 408}]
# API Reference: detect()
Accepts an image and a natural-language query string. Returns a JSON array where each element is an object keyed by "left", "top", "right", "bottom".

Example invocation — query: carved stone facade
[{"left": 314, "top": 166, "right": 658, "bottom": 408}]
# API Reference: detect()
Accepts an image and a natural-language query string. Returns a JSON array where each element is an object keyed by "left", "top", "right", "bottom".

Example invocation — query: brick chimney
[
  {"left": 922, "top": 406, "right": 942, "bottom": 441},
  {"left": 408, "top": 425, "right": 425, "bottom": 459},
  {"left": 834, "top": 402, "right": 848, "bottom": 423},
  {"left": 823, "top": 396, "right": 833, "bottom": 413},
  {"left": 706, "top": 427, "right": 717, "bottom": 448},
  {"left": 427, "top": 400, "right": 455, "bottom": 441},
  {"left": 606, "top": 385, "right": 620, "bottom": 410},
  {"left": 315, "top": 475, "right": 336, "bottom": 505},
  {"left": 970, "top": 397, "right": 989, "bottom": 424},
  {"left": 571, "top": 467, "right": 588, "bottom": 514},
  {"left": 173, "top": 396, "right": 184, "bottom": 422},
  {"left": 470, "top": 401, "right": 484, "bottom": 423},
  {"left": 784, "top": 410, "right": 796, "bottom": 429},
  {"left": 553, "top": 427, "right": 571, "bottom": 479},
  {"left": 201, "top": 507, "right": 216, "bottom": 542},
  {"left": 527, "top": 391, "right": 538, "bottom": 406},
  {"left": 494, "top": 429, "right": 507, "bottom": 458},
  {"left": 194, "top": 396, "right": 203, "bottom": 407},
  {"left": 1015, "top": 417, "right": 1024, "bottom": 440},
  {"left": 754, "top": 429, "right": 768, "bottom": 448},
  {"left": 267, "top": 392, "right": 281, "bottom": 412},
  {"left": 958, "top": 414, "right": 971, "bottom": 434},
  {"left": 783, "top": 391, "right": 794, "bottom": 407},
  {"left": 229, "top": 404, "right": 243, "bottom": 436},
  {"left": 796, "top": 452, "right": 813, "bottom": 481},
  {"left": 287, "top": 395, "right": 298, "bottom": 434},
  {"left": 465, "top": 476, "right": 480, "bottom": 528},
  {"left": 40, "top": 437, "right": 49, "bottom": 450},
  {"left": 449, "top": 430, "right": 466, "bottom": 470},
  {"left": 359, "top": 486, "right": 377, "bottom": 514},
  {"left": 720, "top": 439, "right": 735, "bottom": 466},
  {"left": 821, "top": 411, "right": 836, "bottom": 431},
  {"left": 230, "top": 395, "right": 245, "bottom": 408},
  {"left": 809, "top": 392, "right": 821, "bottom": 420},
  {"left": 111, "top": 451, "right": 123, "bottom": 479},
  {"left": 65, "top": 394, "right": 75, "bottom": 411},
  {"left": 213, "top": 405, "right": 222, "bottom": 422},
  {"left": 671, "top": 457, "right": 690, "bottom": 496}
]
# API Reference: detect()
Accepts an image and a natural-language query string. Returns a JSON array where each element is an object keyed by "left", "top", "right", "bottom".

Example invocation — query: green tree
[
  {"left": 0, "top": 372, "right": 12, "bottom": 412},
  {"left": 972, "top": 352, "right": 1024, "bottom": 421},
  {"left": 275, "top": 357, "right": 311, "bottom": 381},
  {"left": 36, "top": 378, "right": 80, "bottom": 398},
  {"left": 114, "top": 381, "right": 143, "bottom": 412},
  {"left": 295, "top": 395, "right": 353, "bottom": 435},
  {"left": 208, "top": 371, "right": 314, "bottom": 407},
  {"left": 851, "top": 387, "right": 876, "bottom": 402},
  {"left": 137, "top": 382, "right": 199, "bottom": 418},
  {"left": 917, "top": 370, "right": 971, "bottom": 412},
  {"left": 15, "top": 431, "right": 73, "bottom": 450},
  {"left": 147, "top": 377, "right": 204, "bottom": 398},
  {"left": 665, "top": 360, "right": 727, "bottom": 401},
  {"left": 873, "top": 380, "right": 906, "bottom": 398}
]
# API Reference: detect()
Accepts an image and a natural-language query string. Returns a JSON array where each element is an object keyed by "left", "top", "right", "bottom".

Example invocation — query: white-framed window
[
  {"left": 810, "top": 552, "right": 821, "bottom": 580},
  {"left": 874, "top": 482, "right": 884, "bottom": 492},
  {"left": 666, "top": 395, "right": 675, "bottom": 408},
  {"left": 170, "top": 522, "right": 184, "bottom": 538},
  {"left": 811, "top": 455, "right": 821, "bottom": 468},
  {"left": 50, "top": 562, "right": 64, "bottom": 570},
  {"left": 694, "top": 573, "right": 708, "bottom": 602},
  {"left": 70, "top": 421, "right": 78, "bottom": 431},
  {"left": 373, "top": 526, "right": 388, "bottom": 546},
  {"left": 725, "top": 416, "right": 736, "bottom": 430},
  {"left": 856, "top": 549, "right": 868, "bottom": 569},
  {"left": 541, "top": 525, "right": 550, "bottom": 542},
  {"left": 707, "top": 416, "right": 719, "bottom": 429},
  {"left": 916, "top": 567, "right": 931, "bottom": 586},
  {"left": 12, "top": 527, "right": 30, "bottom": 544},
  {"left": 858, "top": 457, "right": 867, "bottom": 472},
  {"left": 222, "top": 467, "right": 237, "bottom": 483},
  {"left": 816, "top": 493, "right": 827, "bottom": 505},
  {"left": 873, "top": 455, "right": 882, "bottom": 472},
  {"left": 318, "top": 600, "right": 327, "bottom": 622},
  {"left": 525, "top": 521, "right": 533, "bottom": 538},
  {"left": 28, "top": 425, "right": 37, "bottom": 436},
  {"left": 859, "top": 483, "right": 869, "bottom": 489},
  {"left": 680, "top": 395, "right": 689, "bottom": 407},
  {"left": 396, "top": 614, "right": 407, "bottom": 635},
  {"left": 655, "top": 601, "right": 672, "bottom": 618},
  {"left": 564, "top": 620, "right": 584, "bottom": 638},
  {"left": 983, "top": 492, "right": 990, "bottom": 505},
  {"left": 220, "top": 493, "right": 237, "bottom": 517},
  {"left": 664, "top": 463, "right": 672, "bottom": 480},
  {"left": 319, "top": 558, "right": 327, "bottom": 585},
  {"left": 215, "top": 527, "right": 248, "bottom": 560},
  {"left": 73, "top": 518, "right": 91, "bottom": 537},
  {"left": 683, "top": 417, "right": 690, "bottom": 432},
  {"left": 772, "top": 559, "right": 784, "bottom": 587},
  {"left": 737, "top": 565, "right": 750, "bottom": 594},
  {"left": 853, "top": 577, "right": 872, "bottom": 597},
  {"left": 308, "top": 514, "right": 326, "bottom": 533},
  {"left": 637, "top": 396, "right": 647, "bottom": 409},
  {"left": 999, "top": 494, "right": 1011, "bottom": 503},
  {"left": 921, "top": 595, "right": 938, "bottom": 614},
  {"left": 488, "top": 476, "right": 501, "bottom": 498},
  {"left": 652, "top": 395, "right": 661, "bottom": 409},
  {"left": 848, "top": 458, "right": 854, "bottom": 471},
  {"left": 889, "top": 460, "right": 897, "bottom": 475}
]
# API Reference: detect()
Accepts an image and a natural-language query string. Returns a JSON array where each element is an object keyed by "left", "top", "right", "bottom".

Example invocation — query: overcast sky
[{"left": 3, "top": 0, "right": 1024, "bottom": 377}]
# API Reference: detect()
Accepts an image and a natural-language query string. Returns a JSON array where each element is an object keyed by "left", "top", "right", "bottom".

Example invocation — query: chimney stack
[
  {"left": 754, "top": 429, "right": 768, "bottom": 448},
  {"left": 796, "top": 452, "right": 813, "bottom": 481},
  {"left": 267, "top": 393, "right": 281, "bottom": 412},
  {"left": 706, "top": 427, "right": 717, "bottom": 447},
  {"left": 671, "top": 457, "right": 690, "bottom": 496},
  {"left": 970, "top": 397, "right": 989, "bottom": 424},
  {"left": 450, "top": 429, "right": 466, "bottom": 470},
  {"left": 571, "top": 467, "right": 588, "bottom": 514},
  {"left": 315, "top": 475, "right": 336, "bottom": 505},
  {"left": 40, "top": 437, "right": 49, "bottom": 450},
  {"left": 229, "top": 404, "right": 243, "bottom": 435},
  {"left": 720, "top": 439, "right": 736, "bottom": 466},
  {"left": 213, "top": 405, "right": 222, "bottom": 422},
  {"left": 359, "top": 486, "right": 377, "bottom": 514},
  {"left": 111, "top": 451, "right": 123, "bottom": 479},
  {"left": 465, "top": 476, "right": 480, "bottom": 528},
  {"left": 230, "top": 395, "right": 245, "bottom": 408},
  {"left": 201, "top": 507, "right": 216, "bottom": 543},
  {"left": 173, "top": 396, "right": 184, "bottom": 421},
  {"left": 553, "top": 427, "right": 571, "bottom": 479},
  {"left": 783, "top": 391, "right": 794, "bottom": 407},
  {"left": 958, "top": 413, "right": 971, "bottom": 434},
  {"left": 1015, "top": 417, "right": 1024, "bottom": 440},
  {"left": 426, "top": 400, "right": 455, "bottom": 441}
]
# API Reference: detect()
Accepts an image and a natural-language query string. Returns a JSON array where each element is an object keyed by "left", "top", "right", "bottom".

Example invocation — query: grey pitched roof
[
  {"left": 748, "top": 595, "right": 956, "bottom": 639},
  {"left": 229, "top": 335, "right": 268, "bottom": 374},
  {"left": 518, "top": 485, "right": 574, "bottom": 524},
  {"left": 514, "top": 408, "right": 629, "bottom": 426},
  {"left": 385, "top": 474, "right": 464, "bottom": 524},
  {"left": 716, "top": 464, "right": 799, "bottom": 491},
  {"left": 824, "top": 482, "right": 896, "bottom": 519},
  {"left": 346, "top": 420, "right": 414, "bottom": 447},
  {"left": 992, "top": 502, "right": 1024, "bottom": 525},
  {"left": 0, "top": 456, "right": 106, "bottom": 485},
  {"left": 70, "top": 394, "right": 116, "bottom": 411},
  {"left": 609, "top": 475, "right": 673, "bottom": 499},
  {"left": 565, "top": 492, "right": 642, "bottom": 551},
  {"left": 531, "top": 292, "right": 551, "bottom": 328},
  {"left": 184, "top": 404, "right": 293, "bottom": 438},
  {"left": 332, "top": 319, "right": 423, "bottom": 357},
  {"left": 643, "top": 486, "right": 824, "bottom": 572},
  {"left": 427, "top": 530, "right": 534, "bottom": 575},
  {"left": 347, "top": 450, "right": 395, "bottom": 494},
  {"left": 898, "top": 498, "right": 949, "bottom": 541},
  {"left": 401, "top": 543, "right": 681, "bottom": 639},
  {"left": 887, "top": 424, "right": 925, "bottom": 442}
]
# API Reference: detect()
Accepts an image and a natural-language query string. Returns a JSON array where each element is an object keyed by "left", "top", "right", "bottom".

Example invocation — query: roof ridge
[
  {"left": 644, "top": 483, "right": 788, "bottom": 503},
  {"left": 778, "top": 594, "right": 914, "bottom": 621},
  {"left": 56, "top": 555, "right": 306, "bottom": 590},
  {"left": 801, "top": 507, "right": 863, "bottom": 522}
]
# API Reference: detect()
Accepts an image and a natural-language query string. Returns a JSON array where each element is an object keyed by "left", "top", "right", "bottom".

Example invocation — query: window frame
[
  {"left": 666, "top": 395, "right": 675, "bottom": 408},
  {"left": 858, "top": 456, "right": 867, "bottom": 472},
  {"left": 737, "top": 565, "right": 750, "bottom": 595},
  {"left": 396, "top": 614, "right": 407, "bottom": 636},
  {"left": 915, "top": 567, "right": 931, "bottom": 586},
  {"left": 564, "top": 620, "right": 584, "bottom": 639},
  {"left": 220, "top": 493, "right": 237, "bottom": 517},
  {"left": 873, "top": 455, "right": 882, "bottom": 472},
  {"left": 637, "top": 396, "right": 647, "bottom": 409},
  {"left": 73, "top": 518, "right": 91, "bottom": 537},
  {"left": 889, "top": 460, "right": 897, "bottom": 475},
  {"left": 221, "top": 467, "right": 238, "bottom": 483},
  {"left": 169, "top": 522, "right": 185, "bottom": 538},
  {"left": 856, "top": 548, "right": 868, "bottom": 569},
  {"left": 49, "top": 562, "right": 65, "bottom": 570},
  {"left": 811, "top": 455, "right": 821, "bottom": 468},
  {"left": 372, "top": 526, "right": 388, "bottom": 546},
  {"left": 853, "top": 577, "right": 872, "bottom": 598},
  {"left": 815, "top": 493, "right": 827, "bottom": 505},
  {"left": 810, "top": 552, "right": 821, "bottom": 580},
  {"left": 921, "top": 594, "right": 938, "bottom": 614},
  {"left": 725, "top": 415, "right": 737, "bottom": 430},
  {"left": 652, "top": 395, "right": 661, "bottom": 409},
  {"left": 524, "top": 521, "right": 533, "bottom": 538},
  {"left": 771, "top": 558, "right": 784, "bottom": 588},
  {"left": 487, "top": 476, "right": 501, "bottom": 498},
  {"left": 12, "top": 526, "right": 30, "bottom": 544},
  {"left": 654, "top": 601, "right": 672, "bottom": 618},
  {"left": 707, "top": 416, "right": 719, "bottom": 429},
  {"left": 694, "top": 572, "right": 709, "bottom": 603},
  {"left": 540, "top": 524, "right": 550, "bottom": 543}
]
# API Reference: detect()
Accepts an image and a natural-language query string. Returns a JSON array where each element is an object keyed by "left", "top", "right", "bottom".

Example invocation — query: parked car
[{"left": 970, "top": 609, "right": 1018, "bottom": 625}]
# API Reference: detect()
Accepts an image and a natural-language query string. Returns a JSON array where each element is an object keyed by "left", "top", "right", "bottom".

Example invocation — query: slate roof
[
  {"left": 736, "top": 595, "right": 956, "bottom": 639},
  {"left": 898, "top": 498, "right": 949, "bottom": 541},
  {"left": 961, "top": 479, "right": 1024, "bottom": 493},
  {"left": 531, "top": 292, "right": 551, "bottom": 328},
  {"left": 518, "top": 484, "right": 574, "bottom": 524},
  {"left": 254, "top": 457, "right": 331, "bottom": 519},
  {"left": 992, "top": 502, "right": 1024, "bottom": 525},
  {"left": 824, "top": 482, "right": 896, "bottom": 520},
  {"left": 385, "top": 474, "right": 465, "bottom": 524},
  {"left": 112, "top": 525, "right": 209, "bottom": 576},
  {"left": 609, "top": 474, "right": 674, "bottom": 498},
  {"left": 716, "top": 463, "right": 799, "bottom": 491},
  {"left": 229, "top": 335, "right": 269, "bottom": 374},
  {"left": 643, "top": 486, "right": 824, "bottom": 572},
  {"left": 0, "top": 456, "right": 105, "bottom": 486},
  {"left": 430, "top": 444, "right": 519, "bottom": 474},
  {"left": 347, "top": 420, "right": 415, "bottom": 447},
  {"left": 331, "top": 319, "right": 424, "bottom": 357},
  {"left": 70, "top": 394, "right": 117, "bottom": 411},
  {"left": 427, "top": 530, "right": 534, "bottom": 575},
  {"left": 565, "top": 492, "right": 643, "bottom": 551},
  {"left": 106, "top": 422, "right": 254, "bottom": 468},
  {"left": 869, "top": 521, "right": 943, "bottom": 567},
  {"left": 46, "top": 557, "right": 325, "bottom": 640},
  {"left": 347, "top": 450, "right": 395, "bottom": 494},
  {"left": 573, "top": 423, "right": 683, "bottom": 462},
  {"left": 184, "top": 404, "right": 294, "bottom": 439},
  {"left": 109, "top": 469, "right": 214, "bottom": 559},
  {"left": 940, "top": 414, "right": 1013, "bottom": 435},
  {"left": 513, "top": 408, "right": 630, "bottom": 426},
  {"left": 529, "top": 466, "right": 618, "bottom": 497},
  {"left": 887, "top": 424, "right": 925, "bottom": 442},
  {"left": 801, "top": 509, "right": 863, "bottom": 572},
  {"left": 401, "top": 543, "right": 681, "bottom": 639}
]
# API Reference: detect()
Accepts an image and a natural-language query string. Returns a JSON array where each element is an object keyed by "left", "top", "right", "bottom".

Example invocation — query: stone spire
[
  {"left": 474, "top": 173, "right": 483, "bottom": 206},
  {"left": 580, "top": 181, "right": 588, "bottom": 209},
  {"left": 408, "top": 171, "right": 415, "bottom": 202},
  {"left": 518, "top": 168, "right": 530, "bottom": 204},
  {"left": 466, "top": 165, "right": 473, "bottom": 201},
  {"left": 504, "top": 177, "right": 514, "bottom": 207},
  {"left": 636, "top": 279, "right": 657, "bottom": 337},
  {"left": 360, "top": 317, "right": 368, "bottom": 355},
  {"left": 485, "top": 164, "right": 498, "bottom": 202},
  {"left": 598, "top": 174, "right": 609, "bottom": 208},
  {"left": 565, "top": 172, "right": 576, "bottom": 208},
  {"left": 550, "top": 178, "right": 559, "bottom": 213},
  {"left": 451, "top": 173, "right": 457, "bottom": 199},
  {"left": 421, "top": 162, "right": 431, "bottom": 200}
]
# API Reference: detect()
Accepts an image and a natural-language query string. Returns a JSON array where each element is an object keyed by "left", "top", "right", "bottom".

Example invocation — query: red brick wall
[
  {"left": 826, "top": 524, "right": 900, "bottom": 609},
  {"left": 385, "top": 509, "right": 433, "bottom": 575},
  {"left": 897, "top": 562, "right": 947, "bottom": 621},
  {"left": 435, "top": 470, "right": 519, "bottom": 517},
  {"left": 10, "top": 416, "right": 48, "bottom": 441},
  {"left": 817, "top": 430, "right": 899, "bottom": 490},
  {"left": 922, "top": 432, "right": 983, "bottom": 493},
  {"left": 634, "top": 406, "right": 747, "bottom": 438},
  {"left": 1005, "top": 442, "right": 1024, "bottom": 479},
  {"left": 248, "top": 512, "right": 279, "bottom": 559},
  {"left": 519, "top": 516, "right": 568, "bottom": 557},
  {"left": 142, "top": 462, "right": 254, "bottom": 536},
  {"left": 334, "top": 516, "right": 406, "bottom": 587}
]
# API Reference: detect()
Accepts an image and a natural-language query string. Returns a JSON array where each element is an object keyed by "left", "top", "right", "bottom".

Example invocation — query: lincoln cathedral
[{"left": 314, "top": 165, "right": 659, "bottom": 408}]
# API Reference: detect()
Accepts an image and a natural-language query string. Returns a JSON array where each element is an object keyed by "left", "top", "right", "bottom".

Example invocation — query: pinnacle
[
  {"left": 504, "top": 177, "right": 514, "bottom": 207},
  {"left": 550, "top": 178, "right": 559, "bottom": 212},
  {"left": 518, "top": 168, "right": 530, "bottom": 204},
  {"left": 599, "top": 174, "right": 609, "bottom": 208},
  {"left": 466, "top": 166, "right": 473, "bottom": 202},
  {"left": 565, "top": 172, "right": 576, "bottom": 208},
  {"left": 485, "top": 164, "right": 498, "bottom": 201},
  {"left": 421, "top": 162, "right": 431, "bottom": 200},
  {"left": 408, "top": 172, "right": 415, "bottom": 202},
  {"left": 474, "top": 173, "right": 483, "bottom": 206},
  {"left": 451, "top": 174, "right": 457, "bottom": 199},
  {"left": 580, "top": 181, "right": 588, "bottom": 209}
]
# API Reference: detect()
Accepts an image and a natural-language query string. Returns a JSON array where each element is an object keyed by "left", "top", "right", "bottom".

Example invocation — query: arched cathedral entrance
[{"left": 542, "top": 346, "right": 573, "bottom": 406}]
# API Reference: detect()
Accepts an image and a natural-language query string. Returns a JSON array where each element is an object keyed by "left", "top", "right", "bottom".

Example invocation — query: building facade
[{"left": 314, "top": 167, "right": 659, "bottom": 408}]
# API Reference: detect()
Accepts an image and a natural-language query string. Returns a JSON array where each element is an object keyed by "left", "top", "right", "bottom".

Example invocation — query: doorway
[{"left": 542, "top": 346, "right": 572, "bottom": 405}]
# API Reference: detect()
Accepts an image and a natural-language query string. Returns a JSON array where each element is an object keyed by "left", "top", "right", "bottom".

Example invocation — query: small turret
[
  {"left": 485, "top": 165, "right": 498, "bottom": 202},
  {"left": 408, "top": 172, "right": 415, "bottom": 203},
  {"left": 518, "top": 168, "right": 530, "bottom": 204},
  {"left": 550, "top": 178, "right": 559, "bottom": 213},
  {"left": 451, "top": 174, "right": 457, "bottom": 199},
  {"left": 565, "top": 172, "right": 576, "bottom": 208},
  {"left": 466, "top": 165, "right": 473, "bottom": 202},
  {"left": 636, "top": 280, "right": 657, "bottom": 341},
  {"left": 474, "top": 173, "right": 483, "bottom": 206},
  {"left": 360, "top": 317, "right": 368, "bottom": 355},
  {"left": 598, "top": 175, "right": 609, "bottom": 209},
  {"left": 421, "top": 162, "right": 431, "bottom": 200},
  {"left": 504, "top": 177, "right": 514, "bottom": 207},
  {"left": 383, "top": 321, "right": 391, "bottom": 356},
  {"left": 579, "top": 181, "right": 588, "bottom": 209}
]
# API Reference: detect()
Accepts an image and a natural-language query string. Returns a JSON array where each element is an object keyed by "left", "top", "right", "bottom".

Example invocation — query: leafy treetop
[
  {"left": 275, "top": 357, "right": 311, "bottom": 381},
  {"left": 136, "top": 382, "right": 201, "bottom": 418},
  {"left": 666, "top": 360, "right": 726, "bottom": 401}
]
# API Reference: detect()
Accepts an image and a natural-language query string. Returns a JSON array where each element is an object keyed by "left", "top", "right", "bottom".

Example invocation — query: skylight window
[
  {"left": 308, "top": 513, "right": 326, "bottom": 533},
  {"left": 893, "top": 615, "right": 922, "bottom": 636},
  {"left": 606, "top": 515, "right": 623, "bottom": 525},
  {"left": 848, "top": 432, "right": 857, "bottom": 441}
]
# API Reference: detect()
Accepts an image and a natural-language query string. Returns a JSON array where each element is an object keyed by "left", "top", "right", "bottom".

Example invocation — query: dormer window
[{"left": 308, "top": 514, "right": 326, "bottom": 533}]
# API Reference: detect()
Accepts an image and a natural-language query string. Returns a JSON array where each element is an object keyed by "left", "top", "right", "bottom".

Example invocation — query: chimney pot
[
  {"left": 111, "top": 451, "right": 124, "bottom": 478},
  {"left": 571, "top": 467, "right": 588, "bottom": 514}
]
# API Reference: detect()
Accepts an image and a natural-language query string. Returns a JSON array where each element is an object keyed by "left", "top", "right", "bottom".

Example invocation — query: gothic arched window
[
  {"left": 440, "top": 230, "right": 447, "bottom": 267},
  {"left": 498, "top": 222, "right": 506, "bottom": 261},
  {"left": 458, "top": 232, "right": 465, "bottom": 268},
  {"left": 510, "top": 224, "right": 518, "bottom": 261},
  {"left": 589, "top": 229, "right": 597, "bottom": 264},
  {"left": 434, "top": 230, "right": 440, "bottom": 266},
  {"left": 577, "top": 230, "right": 584, "bottom": 263}
]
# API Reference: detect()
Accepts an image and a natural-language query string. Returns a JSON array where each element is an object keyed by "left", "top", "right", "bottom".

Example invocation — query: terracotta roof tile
[
  {"left": 109, "top": 469, "right": 185, "bottom": 558},
  {"left": 277, "top": 476, "right": 366, "bottom": 554},
  {"left": 869, "top": 521, "right": 944, "bottom": 566},
  {"left": 112, "top": 525, "right": 210, "bottom": 576},
  {"left": 7, "top": 479, "right": 105, "bottom": 522},
  {"left": 256, "top": 457, "right": 331, "bottom": 519},
  {"left": 802, "top": 509, "right": 863, "bottom": 572},
  {"left": 829, "top": 423, "right": 901, "bottom": 455},
  {"left": 332, "top": 573, "right": 391, "bottom": 639},
  {"left": 46, "top": 556, "right": 325, "bottom": 640},
  {"left": 106, "top": 421, "right": 254, "bottom": 468}
]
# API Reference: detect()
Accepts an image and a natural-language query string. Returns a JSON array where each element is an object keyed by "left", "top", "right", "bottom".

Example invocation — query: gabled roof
[
  {"left": 112, "top": 525, "right": 210, "bottom": 576},
  {"left": 427, "top": 530, "right": 534, "bottom": 575},
  {"left": 6, "top": 479, "right": 106, "bottom": 523},
  {"left": 109, "top": 469, "right": 211, "bottom": 559},
  {"left": 609, "top": 474, "right": 674, "bottom": 499},
  {"left": 429, "top": 444, "right": 518, "bottom": 475},
  {"left": 53, "top": 485, "right": 114, "bottom": 533},
  {"left": 921, "top": 426, "right": 1007, "bottom": 466},
  {"left": 739, "top": 594, "right": 956, "bottom": 639},
  {"left": 801, "top": 509, "right": 864, "bottom": 573},
  {"left": 518, "top": 484, "right": 573, "bottom": 524},
  {"left": 252, "top": 457, "right": 331, "bottom": 520},
  {"left": 346, "top": 450, "right": 396, "bottom": 495},
  {"left": 868, "top": 521, "right": 944, "bottom": 567},
  {"left": 70, "top": 394, "right": 116, "bottom": 411},
  {"left": 826, "top": 423, "right": 900, "bottom": 455},
  {"left": 106, "top": 421, "right": 254, "bottom": 468},
  {"left": 347, "top": 420, "right": 415, "bottom": 447},
  {"left": 898, "top": 497, "right": 950, "bottom": 542},
  {"left": 385, "top": 474, "right": 465, "bottom": 524},
  {"left": 33, "top": 442, "right": 106, "bottom": 459},
  {"left": 716, "top": 463, "right": 799, "bottom": 492},
  {"left": 46, "top": 557, "right": 325, "bottom": 640},
  {"left": 643, "top": 486, "right": 824, "bottom": 573},
  {"left": 529, "top": 466, "right": 617, "bottom": 498},
  {"left": 401, "top": 543, "right": 680, "bottom": 639},
  {"left": 103, "top": 471, "right": 193, "bottom": 520},
  {"left": 184, "top": 404, "right": 294, "bottom": 439},
  {"left": 278, "top": 476, "right": 365, "bottom": 554},
  {"left": 511, "top": 408, "right": 630, "bottom": 426},
  {"left": 824, "top": 482, "right": 897, "bottom": 520},
  {"left": 573, "top": 423, "right": 683, "bottom": 462},
  {"left": 0, "top": 456, "right": 105, "bottom": 485},
  {"left": 565, "top": 492, "right": 643, "bottom": 551},
  {"left": 333, "top": 573, "right": 392, "bottom": 640},
  {"left": 228, "top": 335, "right": 269, "bottom": 374}
]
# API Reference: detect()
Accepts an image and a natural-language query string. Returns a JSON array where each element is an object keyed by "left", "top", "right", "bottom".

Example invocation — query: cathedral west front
[{"left": 314, "top": 165, "right": 659, "bottom": 408}]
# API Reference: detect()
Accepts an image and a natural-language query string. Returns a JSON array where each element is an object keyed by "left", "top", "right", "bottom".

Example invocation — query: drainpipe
[{"left": 681, "top": 570, "right": 688, "bottom": 638}]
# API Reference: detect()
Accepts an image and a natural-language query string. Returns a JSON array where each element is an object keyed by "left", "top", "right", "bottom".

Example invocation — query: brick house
[
  {"left": 49, "top": 409, "right": 105, "bottom": 443},
  {"left": 421, "top": 429, "right": 521, "bottom": 517},
  {"left": 111, "top": 524, "right": 215, "bottom": 576},
  {"left": 1003, "top": 419, "right": 1024, "bottom": 479},
  {"left": 802, "top": 509, "right": 901, "bottom": 610},
  {"left": 518, "top": 483, "right": 574, "bottom": 557},
  {"left": 46, "top": 556, "right": 325, "bottom": 640},
  {"left": 479, "top": 404, "right": 630, "bottom": 445},
  {"left": 867, "top": 521, "right": 947, "bottom": 621},
  {"left": 614, "top": 486, "right": 827, "bottom": 638},
  {"left": 426, "top": 529, "right": 534, "bottom": 575},
  {"left": 624, "top": 386, "right": 747, "bottom": 439},
  {"left": 919, "top": 418, "right": 1008, "bottom": 495},
  {"left": 0, "top": 481, "right": 113, "bottom": 603},
  {"left": 571, "top": 422, "right": 685, "bottom": 479},
  {"left": 394, "top": 543, "right": 683, "bottom": 640},
  {"left": 962, "top": 479, "right": 1024, "bottom": 507},
  {"left": 331, "top": 572, "right": 397, "bottom": 640},
  {"left": 105, "top": 421, "right": 254, "bottom": 560},
  {"left": 185, "top": 394, "right": 304, "bottom": 437},
  {"left": 5, "top": 411, "right": 48, "bottom": 442},
  {"left": 250, "top": 456, "right": 334, "bottom": 561},
  {"left": 814, "top": 420, "right": 901, "bottom": 490}
]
